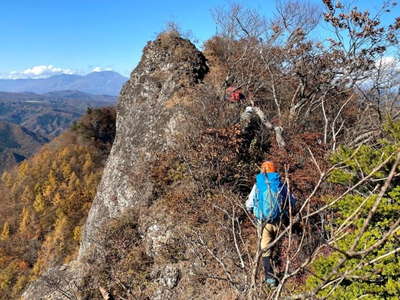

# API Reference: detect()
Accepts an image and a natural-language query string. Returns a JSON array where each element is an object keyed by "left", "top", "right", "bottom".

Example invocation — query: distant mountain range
[
  {"left": 0, "top": 71, "right": 128, "bottom": 96},
  {"left": 0, "top": 71, "right": 124, "bottom": 171},
  {"left": 0, "top": 120, "right": 48, "bottom": 173}
]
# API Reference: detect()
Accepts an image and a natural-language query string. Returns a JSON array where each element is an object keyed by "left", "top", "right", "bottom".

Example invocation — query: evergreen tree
[{"left": 306, "top": 120, "right": 400, "bottom": 299}]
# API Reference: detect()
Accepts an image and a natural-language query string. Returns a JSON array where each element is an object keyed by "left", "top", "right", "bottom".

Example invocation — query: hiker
[
  {"left": 225, "top": 86, "right": 245, "bottom": 102},
  {"left": 246, "top": 161, "right": 296, "bottom": 287}
]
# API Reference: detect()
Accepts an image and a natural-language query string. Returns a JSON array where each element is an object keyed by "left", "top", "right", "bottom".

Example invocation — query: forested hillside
[
  {"left": 0, "top": 91, "right": 116, "bottom": 171},
  {"left": 0, "top": 121, "right": 48, "bottom": 173},
  {"left": 0, "top": 107, "right": 116, "bottom": 299},
  {"left": 2, "top": 1, "right": 400, "bottom": 299},
  {"left": 0, "top": 91, "right": 116, "bottom": 139}
]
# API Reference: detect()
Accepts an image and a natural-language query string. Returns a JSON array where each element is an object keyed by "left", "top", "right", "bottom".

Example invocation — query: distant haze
[
  {"left": 0, "top": 90, "right": 116, "bottom": 139},
  {"left": 0, "top": 71, "right": 128, "bottom": 96}
]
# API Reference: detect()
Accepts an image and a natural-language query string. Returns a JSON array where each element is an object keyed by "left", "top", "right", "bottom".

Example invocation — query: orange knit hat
[{"left": 261, "top": 161, "right": 277, "bottom": 173}]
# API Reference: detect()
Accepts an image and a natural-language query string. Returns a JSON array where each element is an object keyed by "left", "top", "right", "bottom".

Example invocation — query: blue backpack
[{"left": 254, "top": 172, "right": 283, "bottom": 222}]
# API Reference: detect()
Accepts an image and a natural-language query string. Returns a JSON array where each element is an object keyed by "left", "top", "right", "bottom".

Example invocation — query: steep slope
[
  {"left": 17, "top": 4, "right": 400, "bottom": 298},
  {"left": 0, "top": 121, "right": 48, "bottom": 172},
  {"left": 0, "top": 71, "right": 127, "bottom": 96},
  {"left": 22, "top": 32, "right": 211, "bottom": 300},
  {"left": 20, "top": 32, "right": 345, "bottom": 300},
  {"left": 21, "top": 33, "right": 332, "bottom": 300},
  {"left": 0, "top": 107, "right": 116, "bottom": 299},
  {"left": 80, "top": 33, "right": 208, "bottom": 257}
]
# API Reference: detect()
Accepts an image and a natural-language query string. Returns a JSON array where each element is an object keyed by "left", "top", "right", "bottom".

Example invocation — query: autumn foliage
[
  {"left": 0, "top": 107, "right": 115, "bottom": 298},
  {"left": 1, "top": 1, "right": 400, "bottom": 299}
]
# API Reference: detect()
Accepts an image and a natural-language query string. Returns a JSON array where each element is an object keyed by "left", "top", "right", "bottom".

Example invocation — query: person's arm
[{"left": 246, "top": 184, "right": 256, "bottom": 212}]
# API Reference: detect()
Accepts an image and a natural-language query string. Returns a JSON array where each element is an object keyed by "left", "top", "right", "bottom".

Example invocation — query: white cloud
[
  {"left": 2, "top": 65, "right": 76, "bottom": 79},
  {"left": 376, "top": 56, "right": 400, "bottom": 71},
  {"left": 359, "top": 56, "right": 400, "bottom": 90},
  {"left": 92, "top": 67, "right": 113, "bottom": 72}
]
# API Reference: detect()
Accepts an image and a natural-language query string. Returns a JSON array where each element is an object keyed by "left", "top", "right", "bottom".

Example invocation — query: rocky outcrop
[
  {"left": 79, "top": 33, "right": 208, "bottom": 259},
  {"left": 21, "top": 261, "right": 88, "bottom": 300},
  {"left": 22, "top": 33, "right": 208, "bottom": 299}
]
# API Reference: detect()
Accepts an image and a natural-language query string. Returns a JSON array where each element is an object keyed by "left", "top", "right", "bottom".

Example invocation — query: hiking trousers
[{"left": 261, "top": 223, "right": 278, "bottom": 257}]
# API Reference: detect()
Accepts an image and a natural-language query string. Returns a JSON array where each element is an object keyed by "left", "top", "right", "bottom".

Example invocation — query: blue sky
[{"left": 0, "top": 0, "right": 399, "bottom": 78}]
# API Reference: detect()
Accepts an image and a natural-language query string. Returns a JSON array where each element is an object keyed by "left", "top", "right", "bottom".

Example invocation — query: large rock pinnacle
[
  {"left": 79, "top": 33, "right": 208, "bottom": 259},
  {"left": 22, "top": 33, "right": 208, "bottom": 300}
]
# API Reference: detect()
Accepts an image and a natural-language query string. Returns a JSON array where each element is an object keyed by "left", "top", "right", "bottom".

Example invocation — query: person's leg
[{"left": 261, "top": 223, "right": 278, "bottom": 286}]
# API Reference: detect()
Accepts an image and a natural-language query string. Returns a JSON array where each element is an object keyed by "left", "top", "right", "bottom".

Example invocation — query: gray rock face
[
  {"left": 150, "top": 264, "right": 180, "bottom": 300},
  {"left": 145, "top": 223, "right": 174, "bottom": 257},
  {"left": 22, "top": 33, "right": 208, "bottom": 300},
  {"left": 151, "top": 264, "right": 181, "bottom": 289},
  {"left": 161, "top": 265, "right": 181, "bottom": 289},
  {"left": 22, "top": 261, "right": 88, "bottom": 300},
  {"left": 79, "top": 33, "right": 208, "bottom": 260}
]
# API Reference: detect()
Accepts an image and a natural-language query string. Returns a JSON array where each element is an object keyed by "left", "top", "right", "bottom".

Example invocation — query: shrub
[{"left": 304, "top": 120, "right": 400, "bottom": 299}]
